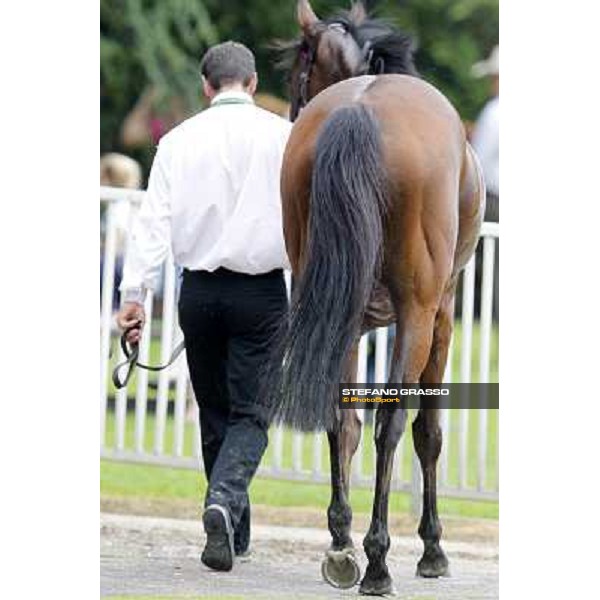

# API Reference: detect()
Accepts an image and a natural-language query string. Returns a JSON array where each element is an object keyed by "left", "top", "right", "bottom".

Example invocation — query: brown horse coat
[{"left": 282, "top": 74, "right": 484, "bottom": 338}]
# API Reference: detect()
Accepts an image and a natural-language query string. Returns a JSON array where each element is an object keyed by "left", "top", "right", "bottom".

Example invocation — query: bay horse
[{"left": 267, "top": 1, "right": 485, "bottom": 595}]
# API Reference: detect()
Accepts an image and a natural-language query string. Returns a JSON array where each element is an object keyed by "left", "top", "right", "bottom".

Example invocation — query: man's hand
[{"left": 117, "top": 302, "right": 146, "bottom": 344}]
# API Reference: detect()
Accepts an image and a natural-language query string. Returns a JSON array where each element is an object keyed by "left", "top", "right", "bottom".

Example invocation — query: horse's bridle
[
  {"left": 297, "top": 43, "right": 316, "bottom": 115},
  {"left": 293, "top": 24, "right": 386, "bottom": 121}
]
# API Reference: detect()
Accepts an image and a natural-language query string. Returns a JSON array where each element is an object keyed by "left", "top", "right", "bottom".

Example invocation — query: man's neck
[
  {"left": 218, "top": 85, "right": 247, "bottom": 95},
  {"left": 210, "top": 88, "right": 254, "bottom": 106}
]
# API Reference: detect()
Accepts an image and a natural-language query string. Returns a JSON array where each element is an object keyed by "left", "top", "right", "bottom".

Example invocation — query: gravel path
[{"left": 101, "top": 513, "right": 498, "bottom": 599}]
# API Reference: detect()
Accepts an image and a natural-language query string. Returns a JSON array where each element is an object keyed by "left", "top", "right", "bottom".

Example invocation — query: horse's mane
[
  {"left": 326, "top": 11, "right": 419, "bottom": 76},
  {"left": 274, "top": 9, "right": 418, "bottom": 77}
]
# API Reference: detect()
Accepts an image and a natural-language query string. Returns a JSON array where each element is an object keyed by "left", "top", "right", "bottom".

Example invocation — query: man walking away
[{"left": 116, "top": 41, "right": 292, "bottom": 572}]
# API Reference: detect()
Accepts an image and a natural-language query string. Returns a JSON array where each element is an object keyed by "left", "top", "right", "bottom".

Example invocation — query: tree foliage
[
  {"left": 101, "top": 0, "right": 218, "bottom": 163},
  {"left": 382, "top": 0, "right": 498, "bottom": 119}
]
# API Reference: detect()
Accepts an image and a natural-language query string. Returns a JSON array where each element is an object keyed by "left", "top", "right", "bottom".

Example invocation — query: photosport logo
[{"left": 339, "top": 383, "right": 499, "bottom": 410}]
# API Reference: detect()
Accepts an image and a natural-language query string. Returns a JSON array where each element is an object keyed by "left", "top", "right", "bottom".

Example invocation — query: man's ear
[
  {"left": 202, "top": 76, "right": 216, "bottom": 100},
  {"left": 246, "top": 73, "right": 258, "bottom": 96}
]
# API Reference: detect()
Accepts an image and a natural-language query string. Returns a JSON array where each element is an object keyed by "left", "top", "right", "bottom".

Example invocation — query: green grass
[{"left": 101, "top": 460, "right": 498, "bottom": 519}]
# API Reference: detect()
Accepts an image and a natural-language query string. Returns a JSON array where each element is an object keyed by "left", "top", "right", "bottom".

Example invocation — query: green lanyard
[{"left": 210, "top": 97, "right": 254, "bottom": 108}]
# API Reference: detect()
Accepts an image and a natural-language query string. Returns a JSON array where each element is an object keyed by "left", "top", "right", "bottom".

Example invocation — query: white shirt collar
[{"left": 210, "top": 90, "right": 255, "bottom": 106}]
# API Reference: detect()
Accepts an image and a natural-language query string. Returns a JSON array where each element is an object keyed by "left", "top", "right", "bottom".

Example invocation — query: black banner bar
[{"left": 338, "top": 383, "right": 499, "bottom": 410}]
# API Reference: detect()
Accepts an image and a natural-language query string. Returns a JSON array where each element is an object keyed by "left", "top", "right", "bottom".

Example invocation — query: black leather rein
[{"left": 112, "top": 323, "right": 185, "bottom": 389}]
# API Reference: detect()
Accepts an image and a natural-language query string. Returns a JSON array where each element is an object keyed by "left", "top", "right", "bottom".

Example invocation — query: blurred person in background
[
  {"left": 116, "top": 41, "right": 291, "bottom": 572},
  {"left": 100, "top": 153, "right": 143, "bottom": 313},
  {"left": 121, "top": 86, "right": 189, "bottom": 149},
  {"left": 471, "top": 45, "right": 499, "bottom": 319},
  {"left": 472, "top": 45, "right": 499, "bottom": 222},
  {"left": 100, "top": 152, "right": 143, "bottom": 189}
]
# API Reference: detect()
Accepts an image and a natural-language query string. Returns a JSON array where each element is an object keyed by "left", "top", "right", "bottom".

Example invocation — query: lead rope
[{"left": 111, "top": 323, "right": 185, "bottom": 389}]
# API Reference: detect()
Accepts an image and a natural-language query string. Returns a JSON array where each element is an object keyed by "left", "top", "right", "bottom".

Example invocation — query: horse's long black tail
[{"left": 267, "top": 103, "right": 388, "bottom": 431}]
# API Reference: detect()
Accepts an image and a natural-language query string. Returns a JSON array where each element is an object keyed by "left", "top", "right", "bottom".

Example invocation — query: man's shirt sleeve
[{"left": 119, "top": 142, "right": 172, "bottom": 299}]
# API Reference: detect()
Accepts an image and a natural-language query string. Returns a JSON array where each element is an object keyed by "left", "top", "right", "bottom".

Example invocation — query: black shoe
[
  {"left": 234, "top": 503, "right": 250, "bottom": 558},
  {"left": 201, "top": 505, "right": 235, "bottom": 571},
  {"left": 235, "top": 547, "right": 251, "bottom": 561}
]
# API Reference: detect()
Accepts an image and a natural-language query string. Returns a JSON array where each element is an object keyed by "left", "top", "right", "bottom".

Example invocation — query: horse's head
[
  {"left": 288, "top": 1, "right": 368, "bottom": 120},
  {"left": 286, "top": 1, "right": 418, "bottom": 121}
]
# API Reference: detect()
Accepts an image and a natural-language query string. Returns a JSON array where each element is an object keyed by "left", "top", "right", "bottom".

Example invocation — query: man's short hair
[{"left": 200, "top": 41, "right": 256, "bottom": 90}]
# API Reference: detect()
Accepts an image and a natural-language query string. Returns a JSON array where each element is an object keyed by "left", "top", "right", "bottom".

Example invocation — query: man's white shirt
[{"left": 120, "top": 91, "right": 293, "bottom": 300}]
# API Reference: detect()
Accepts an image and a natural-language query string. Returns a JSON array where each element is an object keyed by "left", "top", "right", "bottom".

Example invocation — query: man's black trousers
[{"left": 178, "top": 267, "right": 287, "bottom": 553}]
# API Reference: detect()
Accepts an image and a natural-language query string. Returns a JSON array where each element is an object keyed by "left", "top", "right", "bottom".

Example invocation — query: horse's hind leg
[
  {"left": 327, "top": 408, "right": 361, "bottom": 551},
  {"left": 360, "top": 406, "right": 407, "bottom": 595},
  {"left": 413, "top": 283, "right": 456, "bottom": 578},
  {"left": 360, "top": 302, "right": 436, "bottom": 595},
  {"left": 322, "top": 344, "right": 362, "bottom": 588}
]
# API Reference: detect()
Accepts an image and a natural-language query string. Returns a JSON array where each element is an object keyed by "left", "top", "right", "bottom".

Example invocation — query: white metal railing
[{"left": 100, "top": 186, "right": 499, "bottom": 504}]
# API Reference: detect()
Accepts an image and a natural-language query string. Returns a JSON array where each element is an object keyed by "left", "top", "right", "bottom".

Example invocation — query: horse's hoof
[
  {"left": 321, "top": 548, "right": 361, "bottom": 589},
  {"left": 416, "top": 545, "right": 450, "bottom": 578},
  {"left": 359, "top": 573, "right": 393, "bottom": 596}
]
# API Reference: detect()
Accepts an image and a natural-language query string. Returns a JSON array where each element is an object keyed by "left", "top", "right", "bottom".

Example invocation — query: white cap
[{"left": 472, "top": 45, "right": 499, "bottom": 78}]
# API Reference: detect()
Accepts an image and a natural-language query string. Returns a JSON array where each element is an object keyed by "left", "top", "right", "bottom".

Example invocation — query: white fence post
[
  {"left": 114, "top": 346, "right": 129, "bottom": 451},
  {"left": 173, "top": 348, "right": 188, "bottom": 458},
  {"left": 100, "top": 202, "right": 118, "bottom": 448},
  {"left": 272, "top": 425, "right": 284, "bottom": 472},
  {"left": 191, "top": 399, "right": 202, "bottom": 470},
  {"left": 153, "top": 259, "right": 177, "bottom": 455},
  {"left": 292, "top": 432, "right": 303, "bottom": 473},
  {"left": 477, "top": 235, "right": 496, "bottom": 490},
  {"left": 352, "top": 334, "right": 368, "bottom": 481},
  {"left": 374, "top": 327, "right": 388, "bottom": 383},
  {"left": 439, "top": 333, "right": 453, "bottom": 486},
  {"left": 312, "top": 432, "right": 323, "bottom": 480},
  {"left": 458, "top": 257, "right": 476, "bottom": 489},
  {"left": 134, "top": 291, "right": 154, "bottom": 453}
]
